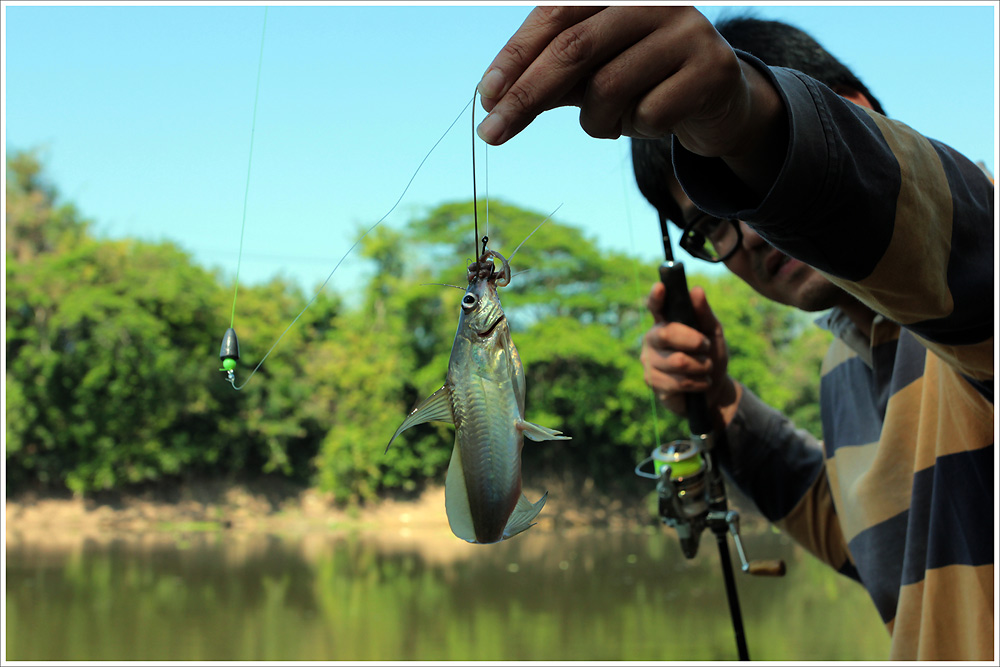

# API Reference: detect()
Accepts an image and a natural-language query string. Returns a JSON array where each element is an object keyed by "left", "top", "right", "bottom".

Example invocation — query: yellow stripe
[
  {"left": 775, "top": 469, "right": 854, "bottom": 572},
  {"left": 826, "top": 376, "right": 920, "bottom": 543},
  {"left": 827, "top": 357, "right": 993, "bottom": 541},
  {"left": 890, "top": 564, "right": 995, "bottom": 660},
  {"left": 826, "top": 111, "right": 955, "bottom": 324},
  {"left": 828, "top": 438, "right": 914, "bottom": 544},
  {"left": 911, "top": 352, "right": 995, "bottom": 472},
  {"left": 820, "top": 337, "right": 857, "bottom": 377}
]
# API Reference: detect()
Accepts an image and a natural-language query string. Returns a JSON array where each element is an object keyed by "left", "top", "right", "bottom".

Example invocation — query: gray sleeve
[{"left": 715, "top": 385, "right": 826, "bottom": 522}]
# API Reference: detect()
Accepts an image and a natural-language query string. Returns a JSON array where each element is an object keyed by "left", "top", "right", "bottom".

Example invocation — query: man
[{"left": 476, "top": 7, "right": 994, "bottom": 660}]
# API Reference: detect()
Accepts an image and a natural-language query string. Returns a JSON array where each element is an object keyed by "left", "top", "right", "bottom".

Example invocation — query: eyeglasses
[{"left": 679, "top": 214, "right": 742, "bottom": 263}]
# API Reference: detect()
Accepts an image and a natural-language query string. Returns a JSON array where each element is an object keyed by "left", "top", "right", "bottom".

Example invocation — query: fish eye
[{"left": 462, "top": 294, "right": 477, "bottom": 309}]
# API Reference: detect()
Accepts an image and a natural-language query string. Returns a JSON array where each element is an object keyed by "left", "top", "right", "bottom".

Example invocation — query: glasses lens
[{"left": 682, "top": 216, "right": 739, "bottom": 262}]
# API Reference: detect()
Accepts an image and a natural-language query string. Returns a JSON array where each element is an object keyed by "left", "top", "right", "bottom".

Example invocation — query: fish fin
[
  {"left": 517, "top": 419, "right": 572, "bottom": 442},
  {"left": 444, "top": 443, "right": 479, "bottom": 543},
  {"left": 502, "top": 492, "right": 548, "bottom": 540},
  {"left": 385, "top": 386, "right": 453, "bottom": 453}
]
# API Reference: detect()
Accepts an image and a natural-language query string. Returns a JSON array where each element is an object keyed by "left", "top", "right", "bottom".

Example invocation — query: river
[{"left": 6, "top": 523, "right": 890, "bottom": 661}]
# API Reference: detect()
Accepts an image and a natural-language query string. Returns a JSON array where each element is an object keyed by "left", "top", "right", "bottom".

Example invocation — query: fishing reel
[{"left": 636, "top": 437, "right": 785, "bottom": 576}]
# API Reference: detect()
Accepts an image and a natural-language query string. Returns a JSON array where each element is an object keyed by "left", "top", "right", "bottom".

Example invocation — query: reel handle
[
  {"left": 746, "top": 559, "right": 787, "bottom": 577},
  {"left": 659, "top": 261, "right": 711, "bottom": 437}
]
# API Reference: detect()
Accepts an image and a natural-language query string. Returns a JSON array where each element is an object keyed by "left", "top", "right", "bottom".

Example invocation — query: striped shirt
[{"left": 673, "top": 52, "right": 995, "bottom": 660}]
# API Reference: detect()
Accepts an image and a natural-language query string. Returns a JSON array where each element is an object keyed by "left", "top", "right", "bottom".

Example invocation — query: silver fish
[{"left": 386, "top": 248, "right": 570, "bottom": 544}]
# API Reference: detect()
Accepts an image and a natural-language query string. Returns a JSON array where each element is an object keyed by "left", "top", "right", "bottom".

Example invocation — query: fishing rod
[{"left": 635, "top": 211, "right": 785, "bottom": 661}]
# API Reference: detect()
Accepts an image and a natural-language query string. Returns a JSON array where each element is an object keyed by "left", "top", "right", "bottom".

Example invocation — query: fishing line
[
  {"left": 509, "top": 203, "right": 562, "bottom": 262},
  {"left": 470, "top": 88, "right": 491, "bottom": 257},
  {"left": 229, "top": 7, "right": 269, "bottom": 330},
  {"left": 472, "top": 89, "right": 481, "bottom": 258},
  {"left": 221, "top": 90, "right": 476, "bottom": 390},
  {"left": 485, "top": 115, "right": 489, "bottom": 243},
  {"left": 619, "top": 141, "right": 662, "bottom": 451}
]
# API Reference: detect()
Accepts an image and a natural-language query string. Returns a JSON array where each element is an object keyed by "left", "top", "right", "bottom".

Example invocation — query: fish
[{"left": 385, "top": 247, "right": 570, "bottom": 544}]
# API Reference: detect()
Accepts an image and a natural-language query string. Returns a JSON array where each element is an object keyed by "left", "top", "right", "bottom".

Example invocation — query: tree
[
  {"left": 4, "top": 152, "right": 329, "bottom": 492},
  {"left": 6, "top": 155, "right": 828, "bottom": 500}
]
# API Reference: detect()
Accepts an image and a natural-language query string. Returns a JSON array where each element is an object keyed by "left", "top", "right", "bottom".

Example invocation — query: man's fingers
[
  {"left": 689, "top": 287, "right": 721, "bottom": 340},
  {"left": 646, "top": 281, "right": 667, "bottom": 324},
  {"left": 646, "top": 319, "right": 712, "bottom": 355},
  {"left": 477, "top": 7, "right": 601, "bottom": 108},
  {"left": 644, "top": 362, "right": 713, "bottom": 399},
  {"left": 577, "top": 7, "right": 703, "bottom": 139},
  {"left": 478, "top": 6, "right": 647, "bottom": 145},
  {"left": 477, "top": 6, "right": 739, "bottom": 145}
]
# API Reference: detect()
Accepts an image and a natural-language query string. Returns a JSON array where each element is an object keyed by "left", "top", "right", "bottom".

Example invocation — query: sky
[{"left": 4, "top": 2, "right": 997, "bottom": 304}]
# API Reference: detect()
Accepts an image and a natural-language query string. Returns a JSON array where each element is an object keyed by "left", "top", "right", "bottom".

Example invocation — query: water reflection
[{"left": 6, "top": 527, "right": 889, "bottom": 661}]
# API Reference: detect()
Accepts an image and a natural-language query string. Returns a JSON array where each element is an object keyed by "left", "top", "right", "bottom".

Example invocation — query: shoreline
[{"left": 5, "top": 475, "right": 664, "bottom": 547}]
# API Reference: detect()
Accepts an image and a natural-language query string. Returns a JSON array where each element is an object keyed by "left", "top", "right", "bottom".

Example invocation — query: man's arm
[{"left": 673, "top": 55, "right": 994, "bottom": 380}]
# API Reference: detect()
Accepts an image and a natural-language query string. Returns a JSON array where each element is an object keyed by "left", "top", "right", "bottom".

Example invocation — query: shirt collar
[{"left": 815, "top": 307, "right": 874, "bottom": 367}]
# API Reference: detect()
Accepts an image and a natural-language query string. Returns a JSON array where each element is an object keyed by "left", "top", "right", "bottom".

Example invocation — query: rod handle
[{"left": 659, "top": 261, "right": 711, "bottom": 436}]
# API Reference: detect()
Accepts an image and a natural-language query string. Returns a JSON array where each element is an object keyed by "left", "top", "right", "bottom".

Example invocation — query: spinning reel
[
  {"left": 636, "top": 438, "right": 785, "bottom": 575},
  {"left": 633, "top": 203, "right": 785, "bottom": 661}
]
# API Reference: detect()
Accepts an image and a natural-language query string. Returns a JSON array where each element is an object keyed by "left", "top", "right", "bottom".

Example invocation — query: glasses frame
[{"left": 679, "top": 215, "right": 743, "bottom": 263}]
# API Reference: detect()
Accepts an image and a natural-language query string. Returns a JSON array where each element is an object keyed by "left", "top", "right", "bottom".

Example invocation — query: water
[{"left": 5, "top": 525, "right": 890, "bottom": 661}]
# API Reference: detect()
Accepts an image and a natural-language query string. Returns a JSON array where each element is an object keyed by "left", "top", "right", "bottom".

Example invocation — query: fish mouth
[{"left": 478, "top": 315, "right": 505, "bottom": 338}]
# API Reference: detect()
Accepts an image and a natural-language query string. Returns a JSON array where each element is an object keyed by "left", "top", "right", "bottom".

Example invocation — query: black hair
[
  {"left": 631, "top": 14, "right": 885, "bottom": 224},
  {"left": 631, "top": 136, "right": 682, "bottom": 227},
  {"left": 715, "top": 15, "right": 885, "bottom": 115}
]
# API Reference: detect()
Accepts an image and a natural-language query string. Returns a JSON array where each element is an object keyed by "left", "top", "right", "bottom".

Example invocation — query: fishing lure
[
  {"left": 217, "top": 5, "right": 475, "bottom": 390},
  {"left": 386, "top": 239, "right": 570, "bottom": 544}
]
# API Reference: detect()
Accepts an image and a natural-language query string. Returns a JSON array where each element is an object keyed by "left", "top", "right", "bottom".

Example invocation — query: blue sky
[{"left": 4, "top": 2, "right": 997, "bottom": 300}]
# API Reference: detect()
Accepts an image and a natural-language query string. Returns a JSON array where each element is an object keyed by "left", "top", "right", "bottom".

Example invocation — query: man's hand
[
  {"left": 476, "top": 6, "right": 787, "bottom": 193},
  {"left": 641, "top": 283, "right": 741, "bottom": 425}
]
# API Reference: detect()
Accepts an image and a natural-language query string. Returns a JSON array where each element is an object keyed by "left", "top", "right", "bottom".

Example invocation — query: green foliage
[
  {"left": 5, "top": 154, "right": 829, "bottom": 500},
  {"left": 4, "top": 153, "right": 331, "bottom": 492},
  {"left": 311, "top": 224, "right": 455, "bottom": 503},
  {"left": 6, "top": 237, "right": 219, "bottom": 490}
]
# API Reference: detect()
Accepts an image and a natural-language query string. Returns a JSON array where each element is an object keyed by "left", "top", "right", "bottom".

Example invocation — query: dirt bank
[{"left": 5, "top": 474, "right": 660, "bottom": 546}]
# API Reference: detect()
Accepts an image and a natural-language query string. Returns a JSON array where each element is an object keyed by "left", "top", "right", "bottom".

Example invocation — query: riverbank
[{"left": 5, "top": 473, "right": 669, "bottom": 548}]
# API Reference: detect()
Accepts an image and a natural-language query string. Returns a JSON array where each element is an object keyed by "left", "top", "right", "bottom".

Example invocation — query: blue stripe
[
  {"left": 910, "top": 315, "right": 995, "bottom": 348},
  {"left": 820, "top": 356, "right": 881, "bottom": 455},
  {"left": 670, "top": 59, "right": 901, "bottom": 283},
  {"left": 905, "top": 142, "right": 994, "bottom": 347},
  {"left": 849, "top": 511, "right": 909, "bottom": 623},
  {"left": 820, "top": 335, "right": 926, "bottom": 455},
  {"left": 885, "top": 332, "right": 926, "bottom": 396},
  {"left": 902, "top": 445, "right": 995, "bottom": 584},
  {"left": 765, "top": 70, "right": 898, "bottom": 281},
  {"left": 847, "top": 445, "right": 995, "bottom": 623}
]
